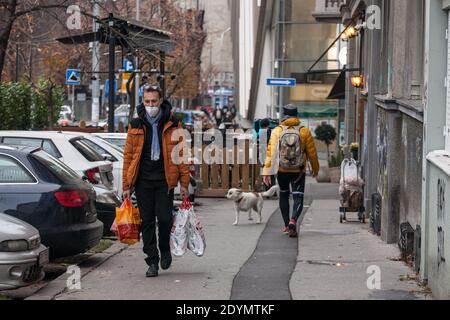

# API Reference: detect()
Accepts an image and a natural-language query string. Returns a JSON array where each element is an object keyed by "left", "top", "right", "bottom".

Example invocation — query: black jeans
[
  {"left": 277, "top": 172, "right": 306, "bottom": 227},
  {"left": 135, "top": 179, "right": 174, "bottom": 266}
]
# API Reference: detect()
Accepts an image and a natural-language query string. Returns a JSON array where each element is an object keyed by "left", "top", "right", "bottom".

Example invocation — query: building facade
[
  {"left": 231, "top": 0, "right": 341, "bottom": 144},
  {"left": 420, "top": 0, "right": 450, "bottom": 299},
  {"left": 322, "top": 0, "right": 450, "bottom": 299}
]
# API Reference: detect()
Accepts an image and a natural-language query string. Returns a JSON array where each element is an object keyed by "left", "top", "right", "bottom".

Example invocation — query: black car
[
  {"left": 0, "top": 145, "right": 103, "bottom": 258},
  {"left": 92, "top": 184, "right": 121, "bottom": 236}
]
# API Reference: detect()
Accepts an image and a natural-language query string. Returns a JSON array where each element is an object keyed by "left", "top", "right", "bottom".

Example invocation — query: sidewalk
[
  {"left": 26, "top": 181, "right": 432, "bottom": 300},
  {"left": 290, "top": 199, "right": 432, "bottom": 300},
  {"left": 28, "top": 198, "right": 279, "bottom": 300}
]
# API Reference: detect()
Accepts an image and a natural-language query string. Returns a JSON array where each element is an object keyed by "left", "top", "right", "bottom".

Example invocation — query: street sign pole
[
  {"left": 135, "top": 0, "right": 140, "bottom": 106},
  {"left": 71, "top": 85, "right": 75, "bottom": 120},
  {"left": 108, "top": 15, "right": 116, "bottom": 133},
  {"left": 91, "top": 1, "right": 100, "bottom": 126}
]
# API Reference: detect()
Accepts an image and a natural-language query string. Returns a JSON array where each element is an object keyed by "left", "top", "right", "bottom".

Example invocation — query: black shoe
[
  {"left": 146, "top": 264, "right": 159, "bottom": 277},
  {"left": 288, "top": 219, "right": 298, "bottom": 238},
  {"left": 160, "top": 252, "right": 172, "bottom": 270}
]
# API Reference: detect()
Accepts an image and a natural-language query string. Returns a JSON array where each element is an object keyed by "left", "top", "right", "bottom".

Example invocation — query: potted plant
[
  {"left": 315, "top": 123, "right": 340, "bottom": 183},
  {"left": 350, "top": 142, "right": 359, "bottom": 161},
  {"left": 315, "top": 123, "right": 337, "bottom": 162}
]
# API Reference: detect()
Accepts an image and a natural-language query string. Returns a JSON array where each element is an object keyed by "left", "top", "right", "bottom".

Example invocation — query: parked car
[
  {"left": 92, "top": 133, "right": 127, "bottom": 150},
  {"left": 56, "top": 132, "right": 124, "bottom": 196},
  {"left": 0, "top": 213, "right": 49, "bottom": 290},
  {"left": 0, "top": 145, "right": 103, "bottom": 258},
  {"left": 57, "top": 113, "right": 72, "bottom": 127},
  {"left": 0, "top": 131, "right": 114, "bottom": 192},
  {"left": 92, "top": 184, "right": 121, "bottom": 236}
]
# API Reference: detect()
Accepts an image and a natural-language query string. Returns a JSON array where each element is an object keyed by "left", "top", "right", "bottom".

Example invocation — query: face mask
[{"left": 145, "top": 106, "right": 160, "bottom": 118}]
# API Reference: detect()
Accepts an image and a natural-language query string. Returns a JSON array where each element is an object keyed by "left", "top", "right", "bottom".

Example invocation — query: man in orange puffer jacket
[{"left": 122, "top": 85, "right": 190, "bottom": 278}]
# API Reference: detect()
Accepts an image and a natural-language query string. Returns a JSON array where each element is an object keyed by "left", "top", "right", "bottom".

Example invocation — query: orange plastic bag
[{"left": 114, "top": 198, "right": 141, "bottom": 245}]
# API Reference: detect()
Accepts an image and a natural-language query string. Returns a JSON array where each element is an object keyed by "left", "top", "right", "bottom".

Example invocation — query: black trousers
[
  {"left": 135, "top": 179, "right": 174, "bottom": 266},
  {"left": 277, "top": 172, "right": 306, "bottom": 227}
]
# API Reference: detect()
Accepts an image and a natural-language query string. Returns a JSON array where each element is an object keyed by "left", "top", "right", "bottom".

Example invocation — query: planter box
[{"left": 329, "top": 167, "right": 341, "bottom": 183}]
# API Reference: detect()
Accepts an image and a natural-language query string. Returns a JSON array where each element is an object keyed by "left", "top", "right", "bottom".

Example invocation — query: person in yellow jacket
[{"left": 263, "top": 105, "right": 320, "bottom": 238}]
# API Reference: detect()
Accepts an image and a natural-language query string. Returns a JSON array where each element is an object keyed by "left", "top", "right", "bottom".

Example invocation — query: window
[
  {"left": 30, "top": 150, "right": 80, "bottom": 184},
  {"left": 42, "top": 140, "right": 62, "bottom": 158},
  {"left": 70, "top": 138, "right": 104, "bottom": 162},
  {"left": 2, "top": 137, "right": 42, "bottom": 148},
  {"left": 82, "top": 139, "right": 118, "bottom": 162},
  {"left": 1, "top": 137, "right": 62, "bottom": 158},
  {"left": 104, "top": 138, "right": 125, "bottom": 150},
  {"left": 0, "top": 155, "right": 36, "bottom": 183}
]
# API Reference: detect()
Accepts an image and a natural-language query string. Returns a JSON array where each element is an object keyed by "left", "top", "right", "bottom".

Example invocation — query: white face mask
[{"left": 145, "top": 106, "right": 160, "bottom": 118}]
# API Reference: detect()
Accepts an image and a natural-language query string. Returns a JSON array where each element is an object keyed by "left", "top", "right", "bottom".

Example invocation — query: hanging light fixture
[
  {"left": 340, "top": 26, "right": 358, "bottom": 41},
  {"left": 351, "top": 75, "right": 364, "bottom": 88}
]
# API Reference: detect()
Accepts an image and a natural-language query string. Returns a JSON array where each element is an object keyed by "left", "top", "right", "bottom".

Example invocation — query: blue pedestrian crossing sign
[
  {"left": 266, "top": 78, "right": 297, "bottom": 87},
  {"left": 66, "top": 69, "right": 81, "bottom": 85}
]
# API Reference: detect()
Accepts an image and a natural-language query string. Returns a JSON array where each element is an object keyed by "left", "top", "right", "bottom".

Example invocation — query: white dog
[{"left": 226, "top": 185, "right": 280, "bottom": 226}]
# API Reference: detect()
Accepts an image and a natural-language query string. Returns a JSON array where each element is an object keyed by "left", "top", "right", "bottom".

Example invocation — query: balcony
[{"left": 312, "top": 0, "right": 345, "bottom": 23}]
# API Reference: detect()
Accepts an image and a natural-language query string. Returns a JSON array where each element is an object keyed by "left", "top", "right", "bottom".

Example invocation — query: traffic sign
[
  {"left": 105, "top": 79, "right": 118, "bottom": 97},
  {"left": 123, "top": 59, "right": 134, "bottom": 72},
  {"left": 266, "top": 78, "right": 297, "bottom": 87},
  {"left": 66, "top": 69, "right": 81, "bottom": 85}
]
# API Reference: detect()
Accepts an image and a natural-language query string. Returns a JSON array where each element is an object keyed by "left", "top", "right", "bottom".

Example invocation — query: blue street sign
[
  {"left": 266, "top": 78, "right": 297, "bottom": 87},
  {"left": 123, "top": 58, "right": 134, "bottom": 72},
  {"left": 105, "top": 80, "right": 118, "bottom": 97},
  {"left": 66, "top": 69, "right": 81, "bottom": 85}
]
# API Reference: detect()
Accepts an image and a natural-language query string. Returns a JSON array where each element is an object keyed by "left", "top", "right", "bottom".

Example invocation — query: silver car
[{"left": 0, "top": 213, "right": 49, "bottom": 290}]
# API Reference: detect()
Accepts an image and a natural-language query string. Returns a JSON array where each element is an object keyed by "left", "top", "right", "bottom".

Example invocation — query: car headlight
[
  {"left": 28, "top": 236, "right": 41, "bottom": 250},
  {"left": 0, "top": 240, "right": 29, "bottom": 252}
]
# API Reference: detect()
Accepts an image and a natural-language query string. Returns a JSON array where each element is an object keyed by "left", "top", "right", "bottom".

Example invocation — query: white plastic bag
[
  {"left": 187, "top": 207, "right": 206, "bottom": 257},
  {"left": 170, "top": 204, "right": 189, "bottom": 257}
]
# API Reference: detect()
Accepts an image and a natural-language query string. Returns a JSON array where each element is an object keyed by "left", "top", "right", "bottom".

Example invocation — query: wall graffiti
[
  {"left": 377, "top": 110, "right": 388, "bottom": 197},
  {"left": 437, "top": 178, "right": 446, "bottom": 266}
]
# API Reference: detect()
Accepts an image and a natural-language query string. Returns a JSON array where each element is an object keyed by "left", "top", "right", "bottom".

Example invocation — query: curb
[{"left": 25, "top": 242, "right": 129, "bottom": 300}]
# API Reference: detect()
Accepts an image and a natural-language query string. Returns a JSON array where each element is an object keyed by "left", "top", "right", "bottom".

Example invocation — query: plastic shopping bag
[
  {"left": 114, "top": 198, "right": 141, "bottom": 245},
  {"left": 186, "top": 200, "right": 206, "bottom": 257},
  {"left": 170, "top": 198, "right": 190, "bottom": 257}
]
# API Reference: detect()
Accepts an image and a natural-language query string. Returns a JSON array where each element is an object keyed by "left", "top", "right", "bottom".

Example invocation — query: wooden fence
[{"left": 196, "top": 142, "right": 264, "bottom": 198}]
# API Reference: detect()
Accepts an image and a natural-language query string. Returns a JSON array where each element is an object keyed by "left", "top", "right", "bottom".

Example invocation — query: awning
[
  {"left": 56, "top": 14, "right": 174, "bottom": 52},
  {"left": 327, "top": 71, "right": 346, "bottom": 100},
  {"left": 297, "top": 103, "right": 338, "bottom": 118}
]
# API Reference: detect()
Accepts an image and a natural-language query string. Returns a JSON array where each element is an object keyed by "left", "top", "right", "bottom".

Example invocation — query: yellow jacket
[{"left": 262, "top": 118, "right": 320, "bottom": 176}]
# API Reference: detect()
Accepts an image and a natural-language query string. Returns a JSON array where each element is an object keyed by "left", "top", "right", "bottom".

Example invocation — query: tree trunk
[
  {"left": 326, "top": 144, "right": 330, "bottom": 163},
  {"left": 0, "top": 0, "right": 18, "bottom": 81}
]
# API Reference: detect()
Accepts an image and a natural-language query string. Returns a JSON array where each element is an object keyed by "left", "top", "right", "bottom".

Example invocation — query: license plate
[{"left": 38, "top": 248, "right": 50, "bottom": 266}]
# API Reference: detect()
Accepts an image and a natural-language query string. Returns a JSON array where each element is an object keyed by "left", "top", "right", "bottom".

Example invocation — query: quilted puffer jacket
[{"left": 122, "top": 101, "right": 190, "bottom": 192}]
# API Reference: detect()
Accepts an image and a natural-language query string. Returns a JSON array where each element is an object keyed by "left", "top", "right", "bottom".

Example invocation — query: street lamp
[
  {"left": 351, "top": 75, "right": 364, "bottom": 88},
  {"left": 340, "top": 26, "right": 358, "bottom": 41}
]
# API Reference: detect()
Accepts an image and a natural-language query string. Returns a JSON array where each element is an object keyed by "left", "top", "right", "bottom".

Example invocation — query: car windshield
[
  {"left": 70, "top": 138, "right": 104, "bottom": 162},
  {"left": 30, "top": 150, "right": 80, "bottom": 184}
]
